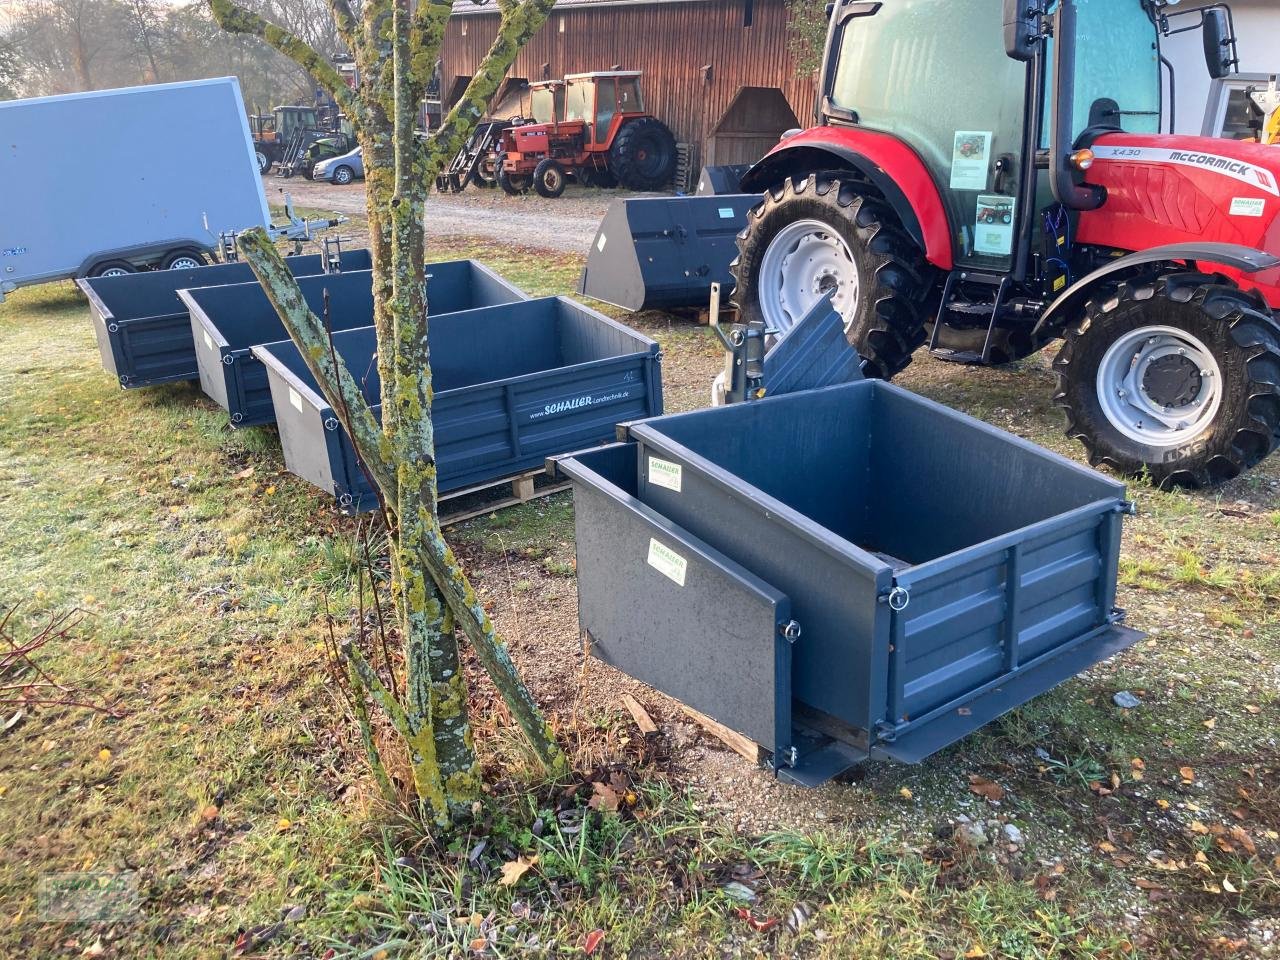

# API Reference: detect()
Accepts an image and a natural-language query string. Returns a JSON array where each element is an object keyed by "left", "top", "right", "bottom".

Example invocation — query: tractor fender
[
  {"left": 740, "top": 127, "right": 954, "bottom": 270},
  {"left": 1032, "top": 242, "right": 1280, "bottom": 343}
]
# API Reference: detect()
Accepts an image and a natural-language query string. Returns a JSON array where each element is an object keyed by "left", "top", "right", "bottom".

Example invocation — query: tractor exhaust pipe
[{"left": 1049, "top": 0, "right": 1105, "bottom": 211}]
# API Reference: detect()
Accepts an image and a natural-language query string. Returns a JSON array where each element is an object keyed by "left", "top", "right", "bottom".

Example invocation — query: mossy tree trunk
[{"left": 212, "top": 0, "right": 562, "bottom": 828}]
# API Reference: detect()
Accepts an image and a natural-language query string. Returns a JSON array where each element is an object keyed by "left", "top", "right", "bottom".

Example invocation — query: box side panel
[
  {"left": 569, "top": 447, "right": 792, "bottom": 752},
  {"left": 191, "top": 315, "right": 232, "bottom": 410},
  {"left": 890, "top": 505, "right": 1120, "bottom": 726},
  {"left": 633, "top": 445, "right": 888, "bottom": 733},
  {"left": 265, "top": 364, "right": 339, "bottom": 495},
  {"left": 114, "top": 313, "right": 199, "bottom": 386}
]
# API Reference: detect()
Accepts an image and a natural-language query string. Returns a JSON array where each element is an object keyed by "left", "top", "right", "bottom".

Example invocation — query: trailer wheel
[
  {"left": 90, "top": 260, "right": 137, "bottom": 278},
  {"left": 731, "top": 173, "right": 934, "bottom": 381},
  {"left": 1054, "top": 272, "right": 1280, "bottom": 488},
  {"left": 609, "top": 117, "right": 677, "bottom": 190},
  {"left": 532, "top": 158, "right": 567, "bottom": 198},
  {"left": 162, "top": 249, "right": 206, "bottom": 271}
]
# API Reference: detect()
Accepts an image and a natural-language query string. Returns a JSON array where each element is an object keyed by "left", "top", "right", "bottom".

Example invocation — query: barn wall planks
[{"left": 443, "top": 0, "right": 818, "bottom": 171}]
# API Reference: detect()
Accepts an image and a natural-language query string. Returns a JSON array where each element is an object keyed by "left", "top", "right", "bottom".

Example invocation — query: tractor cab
[
  {"left": 271, "top": 105, "right": 322, "bottom": 141},
  {"left": 735, "top": 0, "right": 1280, "bottom": 488},
  {"left": 527, "top": 80, "right": 565, "bottom": 126},
  {"left": 564, "top": 71, "right": 646, "bottom": 147}
]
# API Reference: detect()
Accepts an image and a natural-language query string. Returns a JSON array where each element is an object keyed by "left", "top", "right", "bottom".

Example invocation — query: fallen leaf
[
  {"left": 97, "top": 748, "right": 112, "bottom": 763},
  {"left": 498, "top": 856, "right": 537, "bottom": 887},
  {"left": 968, "top": 775, "right": 1004, "bottom": 802},
  {"left": 233, "top": 467, "right": 255, "bottom": 480},
  {"left": 964, "top": 949, "right": 988, "bottom": 959},
  {"left": 1222, "top": 877, "right": 1239, "bottom": 893},
  {"left": 1156, "top": 799, "right": 1170, "bottom": 809},
  {"left": 1244, "top": 704, "right": 1261, "bottom": 715},
  {"left": 588, "top": 781, "right": 619, "bottom": 812},
  {"left": 899, "top": 787, "right": 913, "bottom": 800},
  {"left": 277, "top": 818, "right": 292, "bottom": 832},
  {"left": 1131, "top": 757, "right": 1145, "bottom": 770},
  {"left": 1229, "top": 827, "right": 1257, "bottom": 856},
  {"left": 1134, "top": 878, "right": 1165, "bottom": 891},
  {"left": 1098, "top": 841, "right": 1117, "bottom": 853},
  {"left": 200, "top": 805, "right": 219, "bottom": 821},
  {"left": 1179, "top": 766, "right": 1195, "bottom": 784},
  {"left": 735, "top": 907, "right": 779, "bottom": 932},
  {"left": 583, "top": 929, "right": 605, "bottom": 955},
  {"left": 1203, "top": 717, "right": 1217, "bottom": 730},
  {"left": 469, "top": 937, "right": 488, "bottom": 952},
  {"left": 1190, "top": 820, "right": 1209, "bottom": 835}
]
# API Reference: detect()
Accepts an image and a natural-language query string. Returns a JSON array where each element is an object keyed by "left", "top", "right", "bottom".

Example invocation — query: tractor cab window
[
  {"left": 530, "top": 86, "right": 560, "bottom": 124},
  {"left": 594, "top": 78, "right": 617, "bottom": 143},
  {"left": 618, "top": 77, "right": 643, "bottom": 113},
  {"left": 826, "top": 0, "right": 1027, "bottom": 271},
  {"left": 1041, "top": 0, "right": 1161, "bottom": 147},
  {"left": 566, "top": 82, "right": 594, "bottom": 123}
]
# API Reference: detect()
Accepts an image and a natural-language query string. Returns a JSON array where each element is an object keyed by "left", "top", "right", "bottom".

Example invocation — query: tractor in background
[
  {"left": 495, "top": 72, "right": 677, "bottom": 197},
  {"left": 731, "top": 0, "right": 1280, "bottom": 489}
]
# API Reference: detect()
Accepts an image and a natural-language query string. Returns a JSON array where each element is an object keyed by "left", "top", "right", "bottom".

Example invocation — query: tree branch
[
  {"left": 423, "top": 0, "right": 558, "bottom": 179},
  {"left": 234, "top": 229, "right": 396, "bottom": 499},
  {"left": 209, "top": 0, "right": 358, "bottom": 121},
  {"left": 328, "top": 0, "right": 360, "bottom": 54}
]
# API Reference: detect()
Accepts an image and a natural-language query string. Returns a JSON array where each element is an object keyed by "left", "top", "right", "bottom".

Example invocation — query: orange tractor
[{"left": 495, "top": 71, "right": 677, "bottom": 197}]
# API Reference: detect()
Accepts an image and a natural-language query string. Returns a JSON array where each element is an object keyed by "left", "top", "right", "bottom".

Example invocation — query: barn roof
[{"left": 452, "top": 0, "right": 714, "bottom": 14}]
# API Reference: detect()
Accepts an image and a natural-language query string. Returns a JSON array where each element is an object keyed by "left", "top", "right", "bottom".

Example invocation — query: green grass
[{"left": 1, "top": 259, "right": 1278, "bottom": 958}]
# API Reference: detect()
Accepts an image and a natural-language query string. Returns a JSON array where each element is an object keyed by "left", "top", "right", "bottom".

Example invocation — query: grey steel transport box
[
  {"left": 182, "top": 261, "right": 525, "bottom": 426},
  {"left": 554, "top": 381, "right": 1142, "bottom": 786},
  {"left": 254, "top": 296, "right": 663, "bottom": 512},
  {"left": 79, "top": 250, "right": 372, "bottom": 388}
]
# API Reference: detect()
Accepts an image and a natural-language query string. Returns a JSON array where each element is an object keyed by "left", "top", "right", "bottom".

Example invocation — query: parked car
[{"left": 313, "top": 147, "right": 363, "bottom": 185}]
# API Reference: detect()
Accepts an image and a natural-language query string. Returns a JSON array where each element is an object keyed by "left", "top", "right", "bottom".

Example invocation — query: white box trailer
[{"left": 0, "top": 77, "right": 272, "bottom": 300}]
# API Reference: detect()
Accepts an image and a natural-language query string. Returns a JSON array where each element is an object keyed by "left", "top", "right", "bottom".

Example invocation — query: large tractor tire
[
  {"left": 255, "top": 149, "right": 272, "bottom": 175},
  {"left": 731, "top": 173, "right": 935, "bottom": 381},
  {"left": 609, "top": 117, "right": 677, "bottom": 191},
  {"left": 1054, "top": 272, "right": 1280, "bottom": 489}
]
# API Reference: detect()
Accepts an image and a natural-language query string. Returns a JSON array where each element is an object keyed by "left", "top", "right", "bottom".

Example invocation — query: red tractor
[
  {"left": 732, "top": 0, "right": 1280, "bottom": 488},
  {"left": 496, "top": 71, "right": 677, "bottom": 197}
]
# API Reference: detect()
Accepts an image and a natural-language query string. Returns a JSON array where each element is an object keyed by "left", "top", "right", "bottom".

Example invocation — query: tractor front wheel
[
  {"left": 532, "top": 158, "right": 567, "bottom": 198},
  {"left": 731, "top": 173, "right": 934, "bottom": 381},
  {"left": 498, "top": 157, "right": 531, "bottom": 196},
  {"left": 609, "top": 117, "right": 677, "bottom": 190},
  {"left": 1054, "top": 272, "right": 1280, "bottom": 488}
]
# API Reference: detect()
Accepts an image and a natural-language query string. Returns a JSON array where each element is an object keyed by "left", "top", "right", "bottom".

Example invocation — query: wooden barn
[{"left": 440, "top": 0, "right": 818, "bottom": 182}]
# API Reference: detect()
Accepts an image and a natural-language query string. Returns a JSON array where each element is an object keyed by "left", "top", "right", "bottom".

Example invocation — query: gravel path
[{"left": 270, "top": 177, "right": 661, "bottom": 255}]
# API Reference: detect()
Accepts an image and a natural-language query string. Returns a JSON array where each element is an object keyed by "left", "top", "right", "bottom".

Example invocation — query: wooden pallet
[{"left": 438, "top": 467, "right": 571, "bottom": 526}]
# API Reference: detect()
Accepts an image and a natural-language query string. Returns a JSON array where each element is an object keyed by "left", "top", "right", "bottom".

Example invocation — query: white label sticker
[
  {"left": 596, "top": 233, "right": 607, "bottom": 253},
  {"left": 647, "top": 456, "right": 682, "bottom": 492},
  {"left": 973, "top": 194, "right": 1016, "bottom": 256},
  {"left": 288, "top": 386, "right": 303, "bottom": 412},
  {"left": 718, "top": 207, "right": 735, "bottom": 219},
  {"left": 202, "top": 329, "right": 213, "bottom": 350},
  {"left": 647, "top": 538, "right": 687, "bottom": 586},
  {"left": 950, "top": 130, "right": 993, "bottom": 190},
  {"left": 1092, "top": 145, "right": 1279, "bottom": 197},
  {"left": 1230, "top": 196, "right": 1266, "bottom": 217}
]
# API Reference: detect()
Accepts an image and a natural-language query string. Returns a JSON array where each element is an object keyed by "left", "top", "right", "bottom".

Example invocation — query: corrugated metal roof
[{"left": 452, "top": 0, "right": 713, "bottom": 15}]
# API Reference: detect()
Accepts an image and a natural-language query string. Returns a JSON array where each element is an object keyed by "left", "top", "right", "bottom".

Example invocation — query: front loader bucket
[
  {"left": 577, "top": 194, "right": 759, "bottom": 312},
  {"left": 695, "top": 164, "right": 752, "bottom": 196}
]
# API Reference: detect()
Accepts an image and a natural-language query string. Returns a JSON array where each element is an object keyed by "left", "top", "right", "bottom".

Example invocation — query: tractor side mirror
[
  {"left": 1003, "top": 0, "right": 1037, "bottom": 62},
  {"left": 1202, "top": 8, "right": 1236, "bottom": 79}
]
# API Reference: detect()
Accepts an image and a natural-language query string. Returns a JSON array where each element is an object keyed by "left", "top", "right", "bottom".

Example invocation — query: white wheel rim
[
  {"left": 168, "top": 257, "right": 201, "bottom": 271},
  {"left": 757, "top": 219, "right": 859, "bottom": 334},
  {"left": 336, "top": 169, "right": 351, "bottom": 183},
  {"left": 1095, "top": 324, "right": 1222, "bottom": 448},
  {"left": 100, "top": 268, "right": 129, "bottom": 277}
]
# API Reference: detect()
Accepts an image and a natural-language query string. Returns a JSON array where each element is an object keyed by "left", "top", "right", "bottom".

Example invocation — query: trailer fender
[
  {"left": 77, "top": 239, "right": 215, "bottom": 278},
  {"left": 1032, "top": 242, "right": 1280, "bottom": 343},
  {"left": 740, "top": 129, "right": 953, "bottom": 270}
]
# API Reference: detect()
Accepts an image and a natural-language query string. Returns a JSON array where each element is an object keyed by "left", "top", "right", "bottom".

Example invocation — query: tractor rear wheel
[
  {"left": 731, "top": 173, "right": 935, "bottom": 381},
  {"left": 255, "top": 150, "right": 272, "bottom": 175},
  {"left": 609, "top": 117, "right": 676, "bottom": 190},
  {"left": 1054, "top": 272, "right": 1280, "bottom": 488},
  {"left": 532, "top": 158, "right": 567, "bottom": 198}
]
